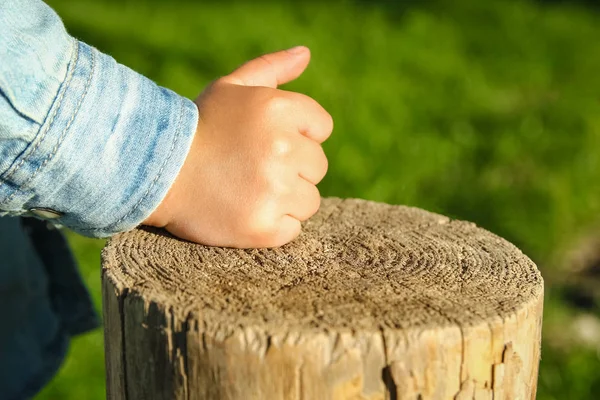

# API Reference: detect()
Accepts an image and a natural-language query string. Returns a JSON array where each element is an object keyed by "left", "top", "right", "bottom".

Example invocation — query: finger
[
  {"left": 295, "top": 137, "right": 328, "bottom": 185},
  {"left": 286, "top": 179, "right": 321, "bottom": 221},
  {"left": 267, "top": 215, "right": 302, "bottom": 248},
  {"left": 284, "top": 91, "right": 333, "bottom": 143},
  {"left": 222, "top": 46, "right": 311, "bottom": 88}
]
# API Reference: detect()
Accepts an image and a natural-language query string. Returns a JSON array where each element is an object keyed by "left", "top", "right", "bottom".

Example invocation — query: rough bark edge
[{"left": 103, "top": 272, "right": 543, "bottom": 400}]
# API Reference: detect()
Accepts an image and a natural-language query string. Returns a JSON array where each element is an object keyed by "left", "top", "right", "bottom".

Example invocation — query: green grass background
[{"left": 36, "top": 0, "right": 600, "bottom": 398}]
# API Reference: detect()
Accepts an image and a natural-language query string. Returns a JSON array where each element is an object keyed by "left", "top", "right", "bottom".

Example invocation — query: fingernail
[{"left": 287, "top": 46, "right": 308, "bottom": 55}]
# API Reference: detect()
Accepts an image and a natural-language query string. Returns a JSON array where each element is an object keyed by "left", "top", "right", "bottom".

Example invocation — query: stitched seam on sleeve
[
  {"left": 83, "top": 94, "right": 186, "bottom": 234},
  {"left": 4, "top": 42, "right": 95, "bottom": 205},
  {"left": 0, "top": 37, "right": 79, "bottom": 188}
]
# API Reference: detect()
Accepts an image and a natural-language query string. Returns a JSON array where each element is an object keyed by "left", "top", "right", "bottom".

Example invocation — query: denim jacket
[{"left": 0, "top": 0, "right": 198, "bottom": 398}]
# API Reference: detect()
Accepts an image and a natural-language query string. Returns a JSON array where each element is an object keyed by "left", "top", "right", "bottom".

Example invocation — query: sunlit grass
[{"left": 37, "top": 0, "right": 600, "bottom": 398}]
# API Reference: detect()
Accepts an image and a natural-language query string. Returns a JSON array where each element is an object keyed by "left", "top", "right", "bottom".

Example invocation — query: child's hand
[{"left": 143, "top": 47, "right": 333, "bottom": 248}]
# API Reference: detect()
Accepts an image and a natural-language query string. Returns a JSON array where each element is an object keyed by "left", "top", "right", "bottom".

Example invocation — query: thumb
[{"left": 222, "top": 46, "right": 311, "bottom": 88}]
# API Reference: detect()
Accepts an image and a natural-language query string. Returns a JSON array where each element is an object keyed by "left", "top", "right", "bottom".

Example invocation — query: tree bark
[{"left": 102, "top": 198, "right": 543, "bottom": 400}]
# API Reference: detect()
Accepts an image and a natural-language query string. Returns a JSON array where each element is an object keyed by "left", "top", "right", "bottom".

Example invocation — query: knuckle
[
  {"left": 256, "top": 164, "right": 288, "bottom": 196},
  {"left": 323, "top": 111, "right": 334, "bottom": 134},
  {"left": 298, "top": 186, "right": 321, "bottom": 221},
  {"left": 310, "top": 187, "right": 322, "bottom": 213},
  {"left": 318, "top": 144, "right": 328, "bottom": 167},
  {"left": 315, "top": 109, "right": 334, "bottom": 142},
  {"left": 308, "top": 144, "right": 328, "bottom": 183},
  {"left": 242, "top": 202, "right": 276, "bottom": 237},
  {"left": 268, "top": 136, "right": 292, "bottom": 158},
  {"left": 298, "top": 95, "right": 333, "bottom": 141},
  {"left": 212, "top": 76, "right": 227, "bottom": 86},
  {"left": 262, "top": 95, "right": 289, "bottom": 117},
  {"left": 284, "top": 222, "right": 302, "bottom": 245},
  {"left": 211, "top": 76, "right": 235, "bottom": 89},
  {"left": 320, "top": 153, "right": 329, "bottom": 180}
]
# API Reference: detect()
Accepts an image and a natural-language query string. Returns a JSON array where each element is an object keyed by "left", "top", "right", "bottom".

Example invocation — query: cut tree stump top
[
  {"left": 104, "top": 197, "right": 542, "bottom": 331},
  {"left": 102, "top": 197, "right": 544, "bottom": 399}
]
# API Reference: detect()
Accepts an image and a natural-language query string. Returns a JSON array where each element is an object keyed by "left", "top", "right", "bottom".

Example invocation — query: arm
[
  {"left": 0, "top": 0, "right": 198, "bottom": 237},
  {"left": 0, "top": 0, "right": 332, "bottom": 247}
]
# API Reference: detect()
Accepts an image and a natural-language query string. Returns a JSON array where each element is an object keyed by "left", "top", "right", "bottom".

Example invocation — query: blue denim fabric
[
  {"left": 0, "top": 0, "right": 198, "bottom": 237},
  {"left": 0, "top": 217, "right": 98, "bottom": 400},
  {"left": 0, "top": 1, "right": 199, "bottom": 398}
]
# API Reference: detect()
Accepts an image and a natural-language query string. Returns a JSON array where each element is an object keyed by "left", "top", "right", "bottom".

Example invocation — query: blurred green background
[{"left": 37, "top": 0, "right": 600, "bottom": 398}]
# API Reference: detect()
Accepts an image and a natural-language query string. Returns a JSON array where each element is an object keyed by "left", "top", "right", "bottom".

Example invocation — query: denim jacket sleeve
[{"left": 0, "top": 0, "right": 198, "bottom": 237}]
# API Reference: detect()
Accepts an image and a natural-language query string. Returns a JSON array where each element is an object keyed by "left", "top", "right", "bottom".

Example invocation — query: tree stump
[{"left": 101, "top": 198, "right": 543, "bottom": 400}]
